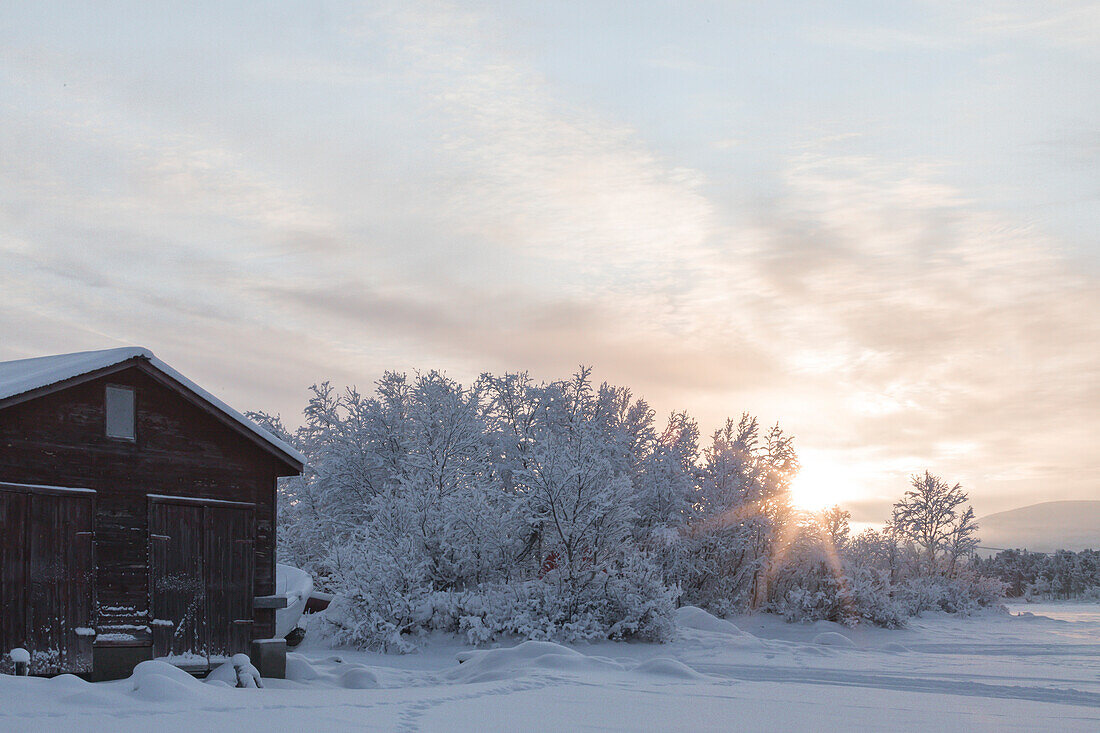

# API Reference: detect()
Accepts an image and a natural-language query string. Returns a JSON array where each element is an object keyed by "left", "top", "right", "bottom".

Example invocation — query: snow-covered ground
[{"left": 3, "top": 604, "right": 1098, "bottom": 732}]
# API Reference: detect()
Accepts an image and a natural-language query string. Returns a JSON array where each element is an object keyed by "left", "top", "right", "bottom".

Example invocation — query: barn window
[{"left": 105, "top": 385, "right": 136, "bottom": 440}]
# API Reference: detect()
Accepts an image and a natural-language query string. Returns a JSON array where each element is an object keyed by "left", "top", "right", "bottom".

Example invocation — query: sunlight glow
[{"left": 789, "top": 458, "right": 851, "bottom": 511}]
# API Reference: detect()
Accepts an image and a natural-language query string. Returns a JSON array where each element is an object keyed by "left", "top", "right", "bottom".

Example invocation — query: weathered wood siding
[
  {"left": 0, "top": 365, "right": 285, "bottom": 664},
  {"left": 149, "top": 498, "right": 256, "bottom": 665},
  {"left": 0, "top": 484, "right": 96, "bottom": 674}
]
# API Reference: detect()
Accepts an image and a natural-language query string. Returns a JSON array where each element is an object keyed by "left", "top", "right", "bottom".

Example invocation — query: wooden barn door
[
  {"left": 0, "top": 483, "right": 96, "bottom": 675},
  {"left": 149, "top": 497, "right": 254, "bottom": 669},
  {"left": 150, "top": 501, "right": 207, "bottom": 664},
  {"left": 204, "top": 506, "right": 255, "bottom": 664}
]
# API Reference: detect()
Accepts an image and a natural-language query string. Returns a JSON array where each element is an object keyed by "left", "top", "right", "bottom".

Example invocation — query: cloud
[
  {"left": 728, "top": 151, "right": 1100, "bottom": 510},
  {"left": 357, "top": 2, "right": 721, "bottom": 312},
  {"left": 808, "top": 1, "right": 1100, "bottom": 55},
  {"left": 259, "top": 280, "right": 779, "bottom": 398},
  {"left": 0, "top": 0, "right": 1095, "bottom": 519}
]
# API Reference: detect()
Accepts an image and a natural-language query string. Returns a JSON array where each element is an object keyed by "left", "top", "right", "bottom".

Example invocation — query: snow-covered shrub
[
  {"left": 771, "top": 564, "right": 907, "bottom": 630},
  {"left": 844, "top": 567, "right": 908, "bottom": 628},
  {"left": 892, "top": 572, "right": 1007, "bottom": 617}
]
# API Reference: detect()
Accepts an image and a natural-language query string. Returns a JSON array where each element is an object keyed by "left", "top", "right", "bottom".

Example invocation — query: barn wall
[{"left": 0, "top": 366, "right": 285, "bottom": 659}]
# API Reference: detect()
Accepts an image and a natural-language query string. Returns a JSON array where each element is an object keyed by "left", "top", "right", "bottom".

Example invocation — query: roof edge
[{"left": 0, "top": 347, "right": 305, "bottom": 473}]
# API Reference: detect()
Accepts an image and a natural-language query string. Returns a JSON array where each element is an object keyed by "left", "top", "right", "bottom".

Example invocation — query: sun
[{"left": 788, "top": 457, "right": 850, "bottom": 511}]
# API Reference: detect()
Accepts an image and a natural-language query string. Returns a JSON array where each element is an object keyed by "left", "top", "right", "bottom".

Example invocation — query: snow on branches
[{"left": 254, "top": 370, "right": 1002, "bottom": 649}]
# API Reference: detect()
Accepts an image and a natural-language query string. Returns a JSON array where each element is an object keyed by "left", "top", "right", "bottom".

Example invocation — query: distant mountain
[{"left": 977, "top": 501, "right": 1100, "bottom": 554}]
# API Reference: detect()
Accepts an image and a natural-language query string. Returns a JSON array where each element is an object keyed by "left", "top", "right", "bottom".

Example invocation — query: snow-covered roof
[{"left": 0, "top": 347, "right": 305, "bottom": 469}]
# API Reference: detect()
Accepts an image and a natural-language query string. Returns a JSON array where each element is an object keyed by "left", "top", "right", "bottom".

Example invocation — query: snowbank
[
  {"left": 674, "top": 606, "right": 744, "bottom": 635},
  {"left": 1, "top": 606, "right": 1099, "bottom": 732},
  {"left": 812, "top": 632, "right": 855, "bottom": 648},
  {"left": 448, "top": 641, "right": 623, "bottom": 683},
  {"left": 130, "top": 661, "right": 207, "bottom": 702},
  {"left": 278, "top": 652, "right": 384, "bottom": 689},
  {"left": 633, "top": 657, "right": 708, "bottom": 680},
  {"left": 672, "top": 605, "right": 765, "bottom": 650}
]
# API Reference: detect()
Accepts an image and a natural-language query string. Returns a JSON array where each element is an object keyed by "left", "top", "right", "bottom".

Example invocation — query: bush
[{"left": 319, "top": 563, "right": 678, "bottom": 651}]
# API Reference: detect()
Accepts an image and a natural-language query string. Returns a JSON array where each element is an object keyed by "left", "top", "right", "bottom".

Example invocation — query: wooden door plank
[
  {"left": 0, "top": 488, "right": 95, "bottom": 675},
  {"left": 27, "top": 493, "right": 64, "bottom": 673},
  {"left": 65, "top": 495, "right": 96, "bottom": 672},
  {"left": 204, "top": 505, "right": 255, "bottom": 661},
  {"left": 0, "top": 491, "right": 29, "bottom": 674}
]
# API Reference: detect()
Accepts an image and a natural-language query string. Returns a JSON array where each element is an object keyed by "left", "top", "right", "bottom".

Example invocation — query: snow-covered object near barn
[
  {"left": 129, "top": 660, "right": 204, "bottom": 702},
  {"left": 275, "top": 564, "right": 313, "bottom": 639},
  {"left": 231, "top": 654, "right": 263, "bottom": 688}
]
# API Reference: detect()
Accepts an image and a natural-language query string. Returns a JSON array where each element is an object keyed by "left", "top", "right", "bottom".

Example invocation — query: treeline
[
  {"left": 252, "top": 368, "right": 1002, "bottom": 651},
  {"left": 974, "top": 549, "right": 1100, "bottom": 600}
]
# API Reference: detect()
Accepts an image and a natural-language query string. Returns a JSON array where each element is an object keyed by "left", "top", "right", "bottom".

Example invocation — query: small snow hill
[{"left": 977, "top": 501, "right": 1100, "bottom": 554}]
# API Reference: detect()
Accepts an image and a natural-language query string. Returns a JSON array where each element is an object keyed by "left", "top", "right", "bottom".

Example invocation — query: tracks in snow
[{"left": 692, "top": 662, "right": 1100, "bottom": 708}]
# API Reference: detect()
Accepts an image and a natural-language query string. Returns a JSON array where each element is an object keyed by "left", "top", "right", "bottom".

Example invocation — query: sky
[{"left": 1, "top": 1, "right": 1097, "bottom": 524}]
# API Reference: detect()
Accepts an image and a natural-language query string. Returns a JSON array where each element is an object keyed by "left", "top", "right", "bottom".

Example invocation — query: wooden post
[
  {"left": 250, "top": 638, "right": 286, "bottom": 679},
  {"left": 10, "top": 648, "right": 29, "bottom": 676}
]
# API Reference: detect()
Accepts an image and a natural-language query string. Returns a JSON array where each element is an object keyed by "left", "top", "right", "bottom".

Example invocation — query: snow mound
[
  {"left": 448, "top": 641, "right": 620, "bottom": 683},
  {"left": 634, "top": 657, "right": 706, "bottom": 680},
  {"left": 205, "top": 660, "right": 240, "bottom": 686},
  {"left": 131, "top": 660, "right": 200, "bottom": 686},
  {"left": 340, "top": 668, "right": 380, "bottom": 689},
  {"left": 674, "top": 606, "right": 743, "bottom": 635},
  {"left": 673, "top": 606, "right": 764, "bottom": 649},
  {"left": 52, "top": 674, "right": 112, "bottom": 709},
  {"left": 277, "top": 653, "right": 384, "bottom": 689},
  {"left": 9, "top": 647, "right": 30, "bottom": 664},
  {"left": 286, "top": 654, "right": 321, "bottom": 681},
  {"left": 456, "top": 640, "right": 581, "bottom": 664},
  {"left": 880, "top": 642, "right": 911, "bottom": 653},
  {"left": 812, "top": 632, "right": 854, "bottom": 648},
  {"left": 48, "top": 673, "right": 91, "bottom": 690},
  {"left": 62, "top": 689, "right": 119, "bottom": 707},
  {"left": 129, "top": 661, "right": 204, "bottom": 701},
  {"left": 132, "top": 674, "right": 200, "bottom": 702}
]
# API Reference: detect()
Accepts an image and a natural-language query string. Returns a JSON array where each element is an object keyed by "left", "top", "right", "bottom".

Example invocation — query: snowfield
[{"left": 3, "top": 604, "right": 1098, "bottom": 732}]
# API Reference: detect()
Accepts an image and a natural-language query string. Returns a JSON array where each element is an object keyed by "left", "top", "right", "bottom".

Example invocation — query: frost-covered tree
[
  {"left": 975, "top": 549, "right": 1100, "bottom": 601},
  {"left": 819, "top": 506, "right": 851, "bottom": 553},
  {"left": 292, "top": 367, "right": 680, "bottom": 649},
  {"left": 890, "top": 471, "right": 978, "bottom": 575},
  {"left": 677, "top": 415, "right": 798, "bottom": 614},
  {"left": 260, "top": 365, "right": 1007, "bottom": 646}
]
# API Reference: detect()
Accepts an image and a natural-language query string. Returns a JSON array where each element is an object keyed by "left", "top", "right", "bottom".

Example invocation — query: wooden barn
[{"left": 0, "top": 347, "right": 304, "bottom": 679}]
